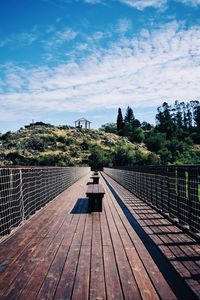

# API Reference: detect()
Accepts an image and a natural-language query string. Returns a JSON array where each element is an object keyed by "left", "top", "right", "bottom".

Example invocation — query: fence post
[
  {"left": 162, "top": 167, "right": 169, "bottom": 215},
  {"left": 0, "top": 169, "right": 11, "bottom": 235},
  {"left": 188, "top": 166, "right": 200, "bottom": 233},
  {"left": 177, "top": 167, "right": 189, "bottom": 228},
  {"left": 19, "top": 169, "right": 25, "bottom": 222},
  {"left": 168, "top": 166, "right": 178, "bottom": 221}
]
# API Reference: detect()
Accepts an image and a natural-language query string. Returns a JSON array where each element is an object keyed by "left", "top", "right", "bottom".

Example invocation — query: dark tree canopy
[
  {"left": 156, "top": 102, "right": 175, "bottom": 138},
  {"left": 124, "top": 106, "right": 134, "bottom": 123},
  {"left": 194, "top": 101, "right": 200, "bottom": 128},
  {"left": 117, "top": 108, "right": 124, "bottom": 131}
]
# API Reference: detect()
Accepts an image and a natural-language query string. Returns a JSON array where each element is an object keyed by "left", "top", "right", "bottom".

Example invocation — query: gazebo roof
[{"left": 74, "top": 117, "right": 92, "bottom": 123}]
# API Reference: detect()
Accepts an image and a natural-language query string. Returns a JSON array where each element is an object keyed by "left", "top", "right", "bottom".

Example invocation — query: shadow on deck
[{"left": 70, "top": 198, "right": 90, "bottom": 214}]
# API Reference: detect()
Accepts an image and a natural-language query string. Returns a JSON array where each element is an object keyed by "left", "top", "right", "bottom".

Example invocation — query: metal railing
[
  {"left": 104, "top": 166, "right": 200, "bottom": 234},
  {"left": 0, "top": 166, "right": 90, "bottom": 237}
]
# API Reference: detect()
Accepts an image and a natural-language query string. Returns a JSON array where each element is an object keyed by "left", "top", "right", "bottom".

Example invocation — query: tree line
[{"left": 100, "top": 100, "right": 200, "bottom": 165}]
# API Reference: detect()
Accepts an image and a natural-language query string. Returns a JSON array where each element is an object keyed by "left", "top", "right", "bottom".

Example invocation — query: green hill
[{"left": 0, "top": 122, "right": 153, "bottom": 167}]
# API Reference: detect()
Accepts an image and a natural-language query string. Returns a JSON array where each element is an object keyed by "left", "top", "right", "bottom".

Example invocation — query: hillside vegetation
[
  {"left": 1, "top": 99, "right": 200, "bottom": 168},
  {"left": 0, "top": 122, "right": 153, "bottom": 168}
]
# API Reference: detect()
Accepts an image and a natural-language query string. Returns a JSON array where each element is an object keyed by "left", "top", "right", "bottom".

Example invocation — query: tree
[
  {"left": 194, "top": 101, "right": 200, "bottom": 128},
  {"left": 156, "top": 102, "right": 175, "bottom": 138},
  {"left": 174, "top": 101, "right": 183, "bottom": 128},
  {"left": 117, "top": 108, "right": 124, "bottom": 131},
  {"left": 186, "top": 103, "right": 193, "bottom": 128},
  {"left": 124, "top": 106, "right": 134, "bottom": 123},
  {"left": 141, "top": 122, "right": 153, "bottom": 131}
]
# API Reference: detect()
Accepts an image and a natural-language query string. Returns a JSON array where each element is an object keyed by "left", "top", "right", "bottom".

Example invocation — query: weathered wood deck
[{"left": 0, "top": 173, "right": 199, "bottom": 300}]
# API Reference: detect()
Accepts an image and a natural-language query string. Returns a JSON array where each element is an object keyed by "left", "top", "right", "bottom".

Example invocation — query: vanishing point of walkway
[{"left": 0, "top": 173, "right": 199, "bottom": 299}]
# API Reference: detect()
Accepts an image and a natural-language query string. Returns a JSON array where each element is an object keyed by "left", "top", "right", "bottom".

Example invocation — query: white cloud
[
  {"left": 40, "top": 0, "right": 200, "bottom": 9},
  {"left": 1, "top": 22, "right": 200, "bottom": 122},
  {"left": 84, "top": 0, "right": 200, "bottom": 9},
  {"left": 46, "top": 28, "right": 78, "bottom": 48},
  {"left": 117, "top": 18, "right": 132, "bottom": 34},
  {"left": 176, "top": 0, "right": 200, "bottom": 6},
  {"left": 84, "top": 0, "right": 103, "bottom": 3},
  {"left": 92, "top": 32, "right": 104, "bottom": 40},
  {"left": 118, "top": 0, "right": 167, "bottom": 10},
  {"left": 0, "top": 31, "right": 39, "bottom": 49}
]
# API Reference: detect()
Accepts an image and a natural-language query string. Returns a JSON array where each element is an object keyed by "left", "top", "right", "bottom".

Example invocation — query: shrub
[
  {"left": 130, "top": 128, "right": 145, "bottom": 143},
  {"left": 145, "top": 133, "right": 166, "bottom": 152},
  {"left": 113, "top": 144, "right": 136, "bottom": 166},
  {"left": 80, "top": 140, "right": 90, "bottom": 150},
  {"left": 88, "top": 145, "right": 112, "bottom": 169}
]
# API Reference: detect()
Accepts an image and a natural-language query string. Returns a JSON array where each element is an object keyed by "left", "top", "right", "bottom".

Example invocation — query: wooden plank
[
  {"left": 0, "top": 218, "right": 57, "bottom": 296},
  {"left": 102, "top": 176, "right": 177, "bottom": 300},
  {"left": 1, "top": 214, "right": 73, "bottom": 299},
  {"left": 19, "top": 215, "right": 75, "bottom": 300},
  {"left": 104, "top": 173, "right": 200, "bottom": 299},
  {"left": 103, "top": 245, "right": 124, "bottom": 300},
  {"left": 82, "top": 214, "right": 92, "bottom": 247},
  {"left": 0, "top": 174, "right": 90, "bottom": 300},
  {"left": 135, "top": 197, "right": 200, "bottom": 282},
  {"left": 71, "top": 245, "right": 91, "bottom": 300},
  {"left": 20, "top": 242, "right": 64, "bottom": 300},
  {"left": 54, "top": 214, "right": 87, "bottom": 299},
  {"left": 71, "top": 212, "right": 93, "bottom": 300},
  {"left": 35, "top": 243, "right": 70, "bottom": 300},
  {"left": 100, "top": 212, "right": 112, "bottom": 246},
  {"left": 104, "top": 194, "right": 142, "bottom": 300},
  {"left": 90, "top": 213, "right": 106, "bottom": 300},
  {"left": 126, "top": 247, "right": 160, "bottom": 300},
  {"left": 98, "top": 187, "right": 125, "bottom": 299},
  {"left": 53, "top": 247, "right": 79, "bottom": 300},
  {"left": 0, "top": 188, "right": 72, "bottom": 268},
  {"left": 104, "top": 186, "right": 160, "bottom": 300}
]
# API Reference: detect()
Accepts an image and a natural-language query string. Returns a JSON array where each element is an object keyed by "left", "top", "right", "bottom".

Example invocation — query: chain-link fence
[
  {"left": 0, "top": 166, "right": 90, "bottom": 237},
  {"left": 104, "top": 166, "right": 200, "bottom": 234}
]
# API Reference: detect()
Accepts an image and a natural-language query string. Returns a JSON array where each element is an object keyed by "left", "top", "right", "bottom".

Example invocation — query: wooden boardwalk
[{"left": 0, "top": 173, "right": 199, "bottom": 300}]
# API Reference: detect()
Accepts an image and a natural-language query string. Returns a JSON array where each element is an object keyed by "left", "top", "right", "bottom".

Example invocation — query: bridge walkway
[{"left": 0, "top": 172, "right": 199, "bottom": 299}]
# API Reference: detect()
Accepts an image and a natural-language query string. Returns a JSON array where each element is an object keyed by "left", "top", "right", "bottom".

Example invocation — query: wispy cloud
[
  {"left": 40, "top": 0, "right": 200, "bottom": 9},
  {"left": 1, "top": 21, "right": 200, "bottom": 122},
  {"left": 84, "top": 0, "right": 103, "bottom": 3},
  {"left": 118, "top": 0, "right": 167, "bottom": 10},
  {"left": 46, "top": 28, "right": 78, "bottom": 48},
  {"left": 117, "top": 18, "right": 132, "bottom": 34},
  {"left": 0, "top": 31, "right": 39, "bottom": 49},
  {"left": 176, "top": 0, "right": 200, "bottom": 6},
  {"left": 84, "top": 0, "right": 200, "bottom": 10}
]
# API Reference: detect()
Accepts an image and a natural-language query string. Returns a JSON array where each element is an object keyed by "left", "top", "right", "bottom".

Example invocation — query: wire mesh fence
[
  {"left": 104, "top": 166, "right": 200, "bottom": 234},
  {"left": 0, "top": 166, "right": 90, "bottom": 238}
]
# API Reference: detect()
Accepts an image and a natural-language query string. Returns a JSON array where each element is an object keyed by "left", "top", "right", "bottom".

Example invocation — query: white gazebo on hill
[{"left": 74, "top": 117, "right": 92, "bottom": 129}]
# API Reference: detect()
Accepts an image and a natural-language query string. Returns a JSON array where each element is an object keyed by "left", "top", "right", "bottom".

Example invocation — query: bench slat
[{"left": 86, "top": 184, "right": 105, "bottom": 195}]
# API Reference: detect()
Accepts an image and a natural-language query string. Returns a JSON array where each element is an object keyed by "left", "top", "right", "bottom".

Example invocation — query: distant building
[{"left": 74, "top": 117, "right": 92, "bottom": 129}]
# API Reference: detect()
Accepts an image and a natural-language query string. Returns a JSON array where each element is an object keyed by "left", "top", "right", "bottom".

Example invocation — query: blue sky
[{"left": 0, "top": 0, "right": 200, "bottom": 132}]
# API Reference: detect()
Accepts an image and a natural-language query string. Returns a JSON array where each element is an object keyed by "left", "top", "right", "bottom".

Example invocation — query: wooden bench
[
  {"left": 86, "top": 184, "right": 105, "bottom": 212},
  {"left": 90, "top": 175, "right": 100, "bottom": 184}
]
